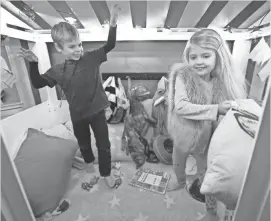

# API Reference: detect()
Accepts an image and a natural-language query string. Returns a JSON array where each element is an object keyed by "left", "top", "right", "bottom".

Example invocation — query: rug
[
  {"left": 39, "top": 161, "right": 206, "bottom": 221},
  {"left": 37, "top": 123, "right": 208, "bottom": 221}
]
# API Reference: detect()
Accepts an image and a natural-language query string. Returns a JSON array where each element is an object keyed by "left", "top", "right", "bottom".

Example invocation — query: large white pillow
[{"left": 200, "top": 99, "right": 262, "bottom": 209}]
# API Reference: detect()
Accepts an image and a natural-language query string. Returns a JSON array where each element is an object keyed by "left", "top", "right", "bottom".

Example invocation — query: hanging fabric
[
  {"left": 104, "top": 76, "right": 118, "bottom": 113},
  {"left": 116, "top": 77, "right": 129, "bottom": 110},
  {"left": 1, "top": 56, "right": 16, "bottom": 103},
  {"left": 103, "top": 76, "right": 129, "bottom": 124},
  {"left": 1, "top": 56, "right": 16, "bottom": 89}
]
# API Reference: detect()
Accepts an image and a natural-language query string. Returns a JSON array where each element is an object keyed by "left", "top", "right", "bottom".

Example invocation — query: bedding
[
  {"left": 40, "top": 123, "right": 77, "bottom": 142},
  {"left": 14, "top": 128, "right": 78, "bottom": 216}
]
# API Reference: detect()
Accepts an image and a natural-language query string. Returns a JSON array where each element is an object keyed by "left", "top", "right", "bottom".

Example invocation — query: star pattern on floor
[
  {"left": 89, "top": 184, "right": 99, "bottom": 193},
  {"left": 72, "top": 172, "right": 81, "bottom": 180},
  {"left": 74, "top": 213, "right": 89, "bottom": 221},
  {"left": 164, "top": 194, "right": 175, "bottom": 209},
  {"left": 134, "top": 212, "right": 148, "bottom": 221},
  {"left": 195, "top": 212, "right": 206, "bottom": 220},
  {"left": 108, "top": 194, "right": 121, "bottom": 208}
]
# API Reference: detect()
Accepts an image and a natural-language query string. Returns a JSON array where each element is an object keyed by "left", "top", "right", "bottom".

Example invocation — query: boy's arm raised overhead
[
  {"left": 18, "top": 48, "right": 57, "bottom": 89},
  {"left": 104, "top": 4, "right": 121, "bottom": 53},
  {"left": 89, "top": 4, "right": 120, "bottom": 64},
  {"left": 103, "top": 25, "right": 117, "bottom": 54}
]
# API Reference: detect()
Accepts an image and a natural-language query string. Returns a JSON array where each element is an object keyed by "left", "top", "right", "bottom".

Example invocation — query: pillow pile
[{"left": 14, "top": 128, "right": 78, "bottom": 216}]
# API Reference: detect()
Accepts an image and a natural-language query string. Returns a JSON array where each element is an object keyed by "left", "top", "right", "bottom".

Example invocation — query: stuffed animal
[
  {"left": 123, "top": 114, "right": 158, "bottom": 169},
  {"left": 121, "top": 77, "right": 159, "bottom": 168}
]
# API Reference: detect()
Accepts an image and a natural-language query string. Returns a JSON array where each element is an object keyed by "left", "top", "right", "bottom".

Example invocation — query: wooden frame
[
  {"left": 1, "top": 7, "right": 270, "bottom": 220},
  {"left": 233, "top": 80, "right": 270, "bottom": 221}
]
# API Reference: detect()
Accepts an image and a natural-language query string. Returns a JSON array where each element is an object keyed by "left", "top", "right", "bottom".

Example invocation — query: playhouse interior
[{"left": 1, "top": 1, "right": 270, "bottom": 221}]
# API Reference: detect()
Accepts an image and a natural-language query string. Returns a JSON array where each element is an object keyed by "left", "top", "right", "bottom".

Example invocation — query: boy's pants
[{"left": 72, "top": 110, "right": 111, "bottom": 177}]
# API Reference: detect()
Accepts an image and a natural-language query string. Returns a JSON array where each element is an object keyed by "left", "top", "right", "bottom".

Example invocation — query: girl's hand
[
  {"left": 17, "top": 48, "right": 38, "bottom": 62},
  {"left": 110, "top": 4, "right": 121, "bottom": 27},
  {"left": 218, "top": 100, "right": 233, "bottom": 115}
]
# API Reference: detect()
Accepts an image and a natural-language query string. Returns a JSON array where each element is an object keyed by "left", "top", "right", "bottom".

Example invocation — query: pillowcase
[
  {"left": 40, "top": 123, "right": 77, "bottom": 142},
  {"left": 14, "top": 128, "right": 78, "bottom": 216},
  {"left": 200, "top": 99, "right": 262, "bottom": 209}
]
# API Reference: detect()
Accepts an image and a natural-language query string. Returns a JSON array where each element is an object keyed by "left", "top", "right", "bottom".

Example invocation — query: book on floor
[{"left": 129, "top": 168, "right": 171, "bottom": 195}]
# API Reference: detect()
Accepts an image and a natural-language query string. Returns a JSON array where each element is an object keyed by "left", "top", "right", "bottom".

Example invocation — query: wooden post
[
  {"left": 233, "top": 81, "right": 270, "bottom": 221},
  {"left": 28, "top": 40, "right": 58, "bottom": 111},
  {"left": 5, "top": 38, "right": 36, "bottom": 109},
  {"left": 1, "top": 135, "right": 35, "bottom": 221}
]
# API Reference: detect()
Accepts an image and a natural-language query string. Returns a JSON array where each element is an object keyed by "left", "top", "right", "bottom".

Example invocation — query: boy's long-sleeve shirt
[{"left": 29, "top": 26, "right": 117, "bottom": 121}]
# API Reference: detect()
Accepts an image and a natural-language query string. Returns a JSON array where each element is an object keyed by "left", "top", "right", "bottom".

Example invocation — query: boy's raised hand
[
  {"left": 17, "top": 48, "right": 38, "bottom": 62},
  {"left": 110, "top": 4, "right": 121, "bottom": 27}
]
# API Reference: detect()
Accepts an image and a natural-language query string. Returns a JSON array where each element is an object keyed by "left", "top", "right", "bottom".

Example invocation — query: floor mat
[
  {"left": 36, "top": 123, "right": 207, "bottom": 221},
  {"left": 37, "top": 161, "right": 206, "bottom": 221}
]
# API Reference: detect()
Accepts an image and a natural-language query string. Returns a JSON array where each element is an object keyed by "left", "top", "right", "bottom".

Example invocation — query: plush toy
[{"left": 121, "top": 77, "right": 159, "bottom": 168}]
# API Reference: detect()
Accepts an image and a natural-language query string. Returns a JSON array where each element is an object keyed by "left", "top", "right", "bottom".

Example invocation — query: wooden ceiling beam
[
  {"left": 1, "top": 0, "right": 41, "bottom": 30},
  {"left": 89, "top": 1, "right": 110, "bottom": 25},
  {"left": 164, "top": 1, "right": 188, "bottom": 28},
  {"left": 195, "top": 1, "right": 228, "bottom": 28},
  {"left": 240, "top": 1, "right": 270, "bottom": 28},
  {"left": 130, "top": 0, "right": 147, "bottom": 28},
  {"left": 226, "top": 1, "right": 267, "bottom": 28},
  {"left": 10, "top": 0, "right": 51, "bottom": 29},
  {"left": 47, "top": 1, "right": 84, "bottom": 29}
]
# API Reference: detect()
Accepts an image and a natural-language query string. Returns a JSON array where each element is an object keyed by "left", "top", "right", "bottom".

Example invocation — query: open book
[{"left": 129, "top": 168, "right": 170, "bottom": 195}]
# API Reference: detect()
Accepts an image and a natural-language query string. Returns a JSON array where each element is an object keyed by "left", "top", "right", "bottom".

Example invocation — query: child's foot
[
  {"left": 167, "top": 180, "right": 186, "bottom": 192},
  {"left": 104, "top": 175, "right": 118, "bottom": 188}
]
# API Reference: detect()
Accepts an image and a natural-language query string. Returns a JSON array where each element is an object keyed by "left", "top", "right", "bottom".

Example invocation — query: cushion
[
  {"left": 14, "top": 128, "right": 78, "bottom": 216},
  {"left": 64, "top": 120, "right": 131, "bottom": 163},
  {"left": 200, "top": 99, "right": 262, "bottom": 209},
  {"left": 40, "top": 123, "right": 77, "bottom": 142}
]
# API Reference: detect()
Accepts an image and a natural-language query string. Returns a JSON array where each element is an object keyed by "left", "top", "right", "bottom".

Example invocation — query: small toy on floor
[
  {"left": 111, "top": 162, "right": 121, "bottom": 170},
  {"left": 89, "top": 175, "right": 100, "bottom": 185},
  {"left": 43, "top": 199, "right": 71, "bottom": 220},
  {"left": 81, "top": 175, "right": 100, "bottom": 191},
  {"left": 111, "top": 162, "right": 123, "bottom": 189},
  {"left": 81, "top": 182, "right": 93, "bottom": 191},
  {"left": 114, "top": 177, "right": 122, "bottom": 189}
]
